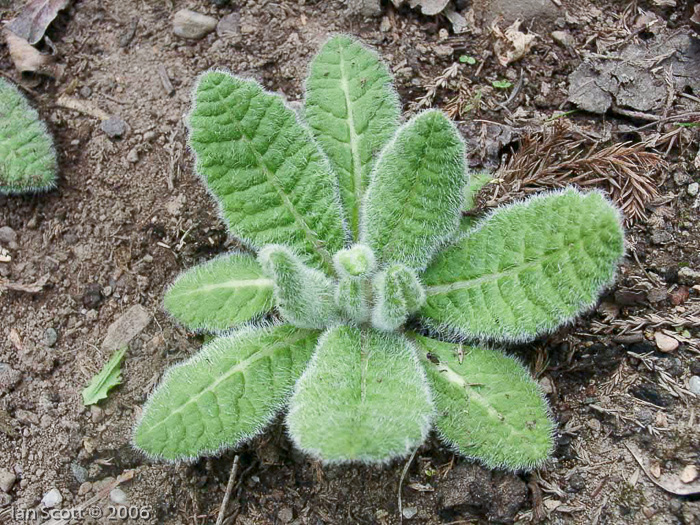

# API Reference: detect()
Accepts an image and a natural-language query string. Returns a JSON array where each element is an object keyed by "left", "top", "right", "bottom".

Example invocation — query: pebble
[
  {"left": 0, "top": 363, "right": 22, "bottom": 391},
  {"left": 101, "top": 304, "right": 152, "bottom": 352},
  {"left": 0, "top": 226, "right": 17, "bottom": 245},
  {"left": 654, "top": 332, "right": 679, "bottom": 353},
  {"left": 126, "top": 147, "right": 139, "bottom": 163},
  {"left": 402, "top": 507, "right": 418, "bottom": 519},
  {"left": 0, "top": 469, "right": 17, "bottom": 493},
  {"left": 173, "top": 9, "right": 217, "bottom": 40},
  {"left": 637, "top": 408, "right": 654, "bottom": 426},
  {"left": 277, "top": 507, "right": 293, "bottom": 523},
  {"left": 434, "top": 44, "right": 454, "bottom": 57},
  {"left": 678, "top": 267, "right": 700, "bottom": 285},
  {"left": 71, "top": 463, "right": 88, "bottom": 484},
  {"left": 651, "top": 230, "right": 673, "bottom": 245},
  {"left": 110, "top": 488, "right": 128, "bottom": 505},
  {"left": 82, "top": 283, "right": 103, "bottom": 309},
  {"left": 689, "top": 182, "right": 699, "bottom": 197},
  {"left": 689, "top": 376, "right": 700, "bottom": 396},
  {"left": 0, "top": 493, "right": 11, "bottom": 507},
  {"left": 41, "top": 488, "right": 62, "bottom": 508},
  {"left": 78, "top": 482, "right": 92, "bottom": 496},
  {"left": 681, "top": 465, "right": 698, "bottom": 483},
  {"left": 216, "top": 13, "right": 240, "bottom": 38},
  {"left": 567, "top": 472, "right": 586, "bottom": 492},
  {"left": 100, "top": 116, "right": 127, "bottom": 138},
  {"left": 44, "top": 327, "right": 58, "bottom": 347},
  {"left": 551, "top": 30, "right": 575, "bottom": 47}
]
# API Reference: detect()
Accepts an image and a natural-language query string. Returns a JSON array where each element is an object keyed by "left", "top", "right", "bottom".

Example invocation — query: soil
[{"left": 1, "top": 0, "right": 699, "bottom": 524}]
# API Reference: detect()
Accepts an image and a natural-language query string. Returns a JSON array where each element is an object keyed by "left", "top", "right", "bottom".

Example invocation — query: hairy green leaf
[
  {"left": 333, "top": 244, "right": 376, "bottom": 277},
  {"left": 362, "top": 110, "right": 466, "bottom": 270},
  {"left": 189, "top": 72, "right": 345, "bottom": 273},
  {"left": 0, "top": 79, "right": 57, "bottom": 194},
  {"left": 421, "top": 189, "right": 625, "bottom": 342},
  {"left": 259, "top": 245, "right": 339, "bottom": 329},
  {"left": 305, "top": 35, "right": 401, "bottom": 240},
  {"left": 134, "top": 325, "right": 319, "bottom": 461},
  {"left": 164, "top": 253, "right": 273, "bottom": 332},
  {"left": 82, "top": 347, "right": 126, "bottom": 406},
  {"left": 372, "top": 264, "right": 425, "bottom": 332},
  {"left": 335, "top": 276, "right": 371, "bottom": 324},
  {"left": 286, "top": 326, "right": 434, "bottom": 463},
  {"left": 413, "top": 335, "right": 553, "bottom": 470}
]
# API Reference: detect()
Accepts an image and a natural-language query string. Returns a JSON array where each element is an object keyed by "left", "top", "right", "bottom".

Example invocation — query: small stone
[
  {"left": 380, "top": 16, "right": 391, "bottom": 32},
  {"left": 402, "top": 507, "right": 418, "bottom": 519},
  {"left": 44, "top": 327, "right": 58, "bottom": 347},
  {"left": 434, "top": 44, "right": 454, "bottom": 57},
  {"left": 41, "top": 488, "right": 62, "bottom": 508},
  {"left": 100, "top": 116, "right": 127, "bottom": 138},
  {"left": 539, "top": 376, "right": 554, "bottom": 395},
  {"left": 0, "top": 363, "right": 21, "bottom": 391},
  {"left": 651, "top": 230, "right": 673, "bottom": 245},
  {"left": 654, "top": 332, "right": 679, "bottom": 353},
  {"left": 688, "top": 182, "right": 699, "bottom": 197},
  {"left": 71, "top": 463, "right": 88, "bottom": 484},
  {"left": 126, "top": 148, "right": 139, "bottom": 164},
  {"left": 678, "top": 267, "right": 700, "bottom": 285},
  {"left": 216, "top": 13, "right": 240, "bottom": 39},
  {"left": 80, "top": 86, "right": 92, "bottom": 98},
  {"left": 689, "top": 376, "right": 700, "bottom": 396},
  {"left": 637, "top": 408, "right": 654, "bottom": 426},
  {"left": 101, "top": 304, "right": 152, "bottom": 352},
  {"left": 646, "top": 288, "right": 668, "bottom": 303},
  {"left": 680, "top": 465, "right": 698, "bottom": 484},
  {"left": 15, "top": 409, "right": 39, "bottom": 426},
  {"left": 0, "top": 226, "right": 17, "bottom": 245},
  {"left": 551, "top": 30, "right": 575, "bottom": 47},
  {"left": 587, "top": 418, "right": 601, "bottom": 432},
  {"left": 0, "top": 469, "right": 17, "bottom": 493},
  {"left": 91, "top": 405, "right": 104, "bottom": 423},
  {"left": 0, "top": 493, "right": 11, "bottom": 507},
  {"left": 173, "top": 9, "right": 217, "bottom": 40},
  {"left": 690, "top": 360, "right": 700, "bottom": 376},
  {"left": 78, "top": 482, "right": 92, "bottom": 496},
  {"left": 110, "top": 488, "right": 128, "bottom": 505},
  {"left": 82, "top": 283, "right": 103, "bottom": 309},
  {"left": 277, "top": 507, "right": 293, "bottom": 523},
  {"left": 567, "top": 472, "right": 586, "bottom": 492},
  {"left": 143, "top": 131, "right": 157, "bottom": 142}
]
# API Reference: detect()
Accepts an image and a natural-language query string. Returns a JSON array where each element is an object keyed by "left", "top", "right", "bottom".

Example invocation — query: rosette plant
[{"left": 134, "top": 36, "right": 624, "bottom": 469}]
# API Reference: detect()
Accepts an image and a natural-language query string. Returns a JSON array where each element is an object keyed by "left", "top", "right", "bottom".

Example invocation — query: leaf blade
[
  {"left": 305, "top": 35, "right": 401, "bottom": 240},
  {"left": 133, "top": 325, "right": 319, "bottom": 461},
  {"left": 189, "top": 72, "right": 345, "bottom": 273},
  {"left": 286, "top": 326, "right": 434, "bottom": 463},
  {"left": 82, "top": 347, "right": 127, "bottom": 406},
  {"left": 361, "top": 110, "right": 466, "bottom": 270},
  {"left": 164, "top": 253, "right": 274, "bottom": 332},
  {"left": 413, "top": 335, "right": 553, "bottom": 470},
  {"left": 421, "top": 189, "right": 624, "bottom": 342}
]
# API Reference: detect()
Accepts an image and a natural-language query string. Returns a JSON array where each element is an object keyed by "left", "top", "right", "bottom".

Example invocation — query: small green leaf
[
  {"left": 413, "top": 335, "right": 553, "bottom": 470},
  {"left": 372, "top": 264, "right": 425, "bottom": 331},
  {"left": 82, "top": 347, "right": 127, "bottom": 406},
  {"left": 286, "top": 326, "right": 434, "bottom": 463},
  {"left": 459, "top": 55, "right": 476, "bottom": 65},
  {"left": 259, "top": 245, "right": 339, "bottom": 329},
  {"left": 421, "top": 189, "right": 625, "bottom": 342},
  {"left": 134, "top": 325, "right": 319, "bottom": 461},
  {"left": 0, "top": 79, "right": 57, "bottom": 194},
  {"left": 362, "top": 110, "right": 466, "bottom": 270},
  {"left": 164, "top": 253, "right": 274, "bottom": 332},
  {"left": 335, "top": 276, "right": 371, "bottom": 324},
  {"left": 305, "top": 35, "right": 401, "bottom": 240},
  {"left": 333, "top": 244, "right": 376, "bottom": 277},
  {"left": 189, "top": 72, "right": 345, "bottom": 273},
  {"left": 492, "top": 80, "right": 513, "bottom": 89}
]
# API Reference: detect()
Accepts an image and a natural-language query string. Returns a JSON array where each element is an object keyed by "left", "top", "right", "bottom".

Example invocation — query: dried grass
[{"left": 478, "top": 120, "right": 666, "bottom": 224}]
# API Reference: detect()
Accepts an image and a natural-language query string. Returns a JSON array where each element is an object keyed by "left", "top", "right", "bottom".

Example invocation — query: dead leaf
[
  {"left": 4, "top": 29, "right": 62, "bottom": 77},
  {"left": 7, "top": 0, "right": 71, "bottom": 45},
  {"left": 492, "top": 19, "right": 536, "bottom": 66},
  {"left": 9, "top": 329, "right": 23, "bottom": 351},
  {"left": 626, "top": 443, "right": 700, "bottom": 496}
]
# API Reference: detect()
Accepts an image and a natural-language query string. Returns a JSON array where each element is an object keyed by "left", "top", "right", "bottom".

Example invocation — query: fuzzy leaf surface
[
  {"left": 421, "top": 189, "right": 624, "bottom": 342},
  {"left": 189, "top": 72, "right": 345, "bottom": 273},
  {"left": 164, "top": 253, "right": 273, "bottom": 332},
  {"left": 286, "top": 326, "right": 433, "bottom": 463},
  {"left": 305, "top": 35, "right": 400, "bottom": 240},
  {"left": 134, "top": 325, "right": 319, "bottom": 461},
  {"left": 0, "top": 79, "right": 56, "bottom": 194},
  {"left": 413, "top": 335, "right": 553, "bottom": 470},
  {"left": 362, "top": 110, "right": 466, "bottom": 270}
]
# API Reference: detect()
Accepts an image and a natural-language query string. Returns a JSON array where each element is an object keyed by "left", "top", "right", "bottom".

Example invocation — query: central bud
[{"left": 260, "top": 244, "right": 426, "bottom": 331}]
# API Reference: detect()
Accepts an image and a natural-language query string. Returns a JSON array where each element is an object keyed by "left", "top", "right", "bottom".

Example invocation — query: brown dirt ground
[{"left": 1, "top": 0, "right": 699, "bottom": 524}]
